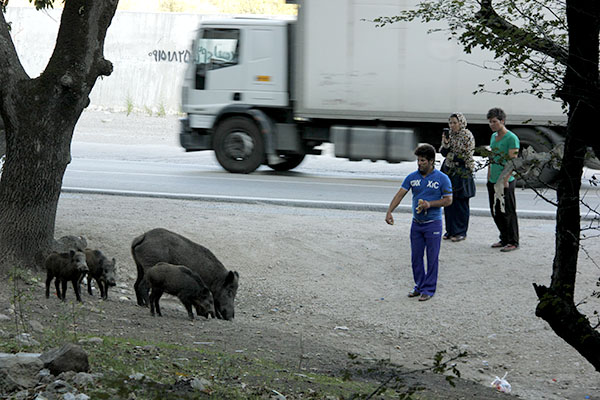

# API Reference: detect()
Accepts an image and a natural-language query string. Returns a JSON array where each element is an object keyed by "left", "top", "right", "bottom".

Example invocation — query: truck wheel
[
  {"left": 267, "top": 154, "right": 306, "bottom": 171},
  {"left": 214, "top": 117, "right": 264, "bottom": 173},
  {"left": 512, "top": 127, "right": 560, "bottom": 188}
]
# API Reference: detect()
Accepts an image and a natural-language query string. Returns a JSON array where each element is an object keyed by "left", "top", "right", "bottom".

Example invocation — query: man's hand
[
  {"left": 385, "top": 212, "right": 394, "bottom": 225},
  {"left": 415, "top": 199, "right": 430, "bottom": 214}
]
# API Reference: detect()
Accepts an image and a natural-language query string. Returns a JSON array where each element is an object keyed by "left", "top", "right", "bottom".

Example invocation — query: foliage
[
  {"left": 1, "top": 0, "right": 54, "bottom": 11},
  {"left": 373, "top": 0, "right": 567, "bottom": 100}
]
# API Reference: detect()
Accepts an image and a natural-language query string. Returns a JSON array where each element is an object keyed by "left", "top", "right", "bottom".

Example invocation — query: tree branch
[
  {"left": 0, "top": 11, "right": 29, "bottom": 130},
  {"left": 44, "top": 0, "right": 118, "bottom": 101},
  {"left": 477, "top": 0, "right": 569, "bottom": 65}
]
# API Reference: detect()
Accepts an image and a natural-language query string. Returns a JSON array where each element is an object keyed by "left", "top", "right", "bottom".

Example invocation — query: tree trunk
[
  {"left": 0, "top": 0, "right": 118, "bottom": 275},
  {"left": 534, "top": 0, "right": 600, "bottom": 371},
  {"left": 0, "top": 87, "right": 76, "bottom": 271}
]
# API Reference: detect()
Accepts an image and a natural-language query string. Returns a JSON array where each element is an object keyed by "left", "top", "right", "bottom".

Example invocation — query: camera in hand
[{"left": 443, "top": 128, "right": 449, "bottom": 139}]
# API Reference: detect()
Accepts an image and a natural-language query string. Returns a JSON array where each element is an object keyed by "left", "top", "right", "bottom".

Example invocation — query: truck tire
[
  {"left": 214, "top": 116, "right": 264, "bottom": 173},
  {"left": 267, "top": 154, "right": 306, "bottom": 171},
  {"left": 512, "top": 127, "right": 560, "bottom": 188}
]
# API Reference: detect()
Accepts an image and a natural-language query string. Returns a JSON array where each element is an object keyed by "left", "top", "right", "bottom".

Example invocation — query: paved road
[
  {"left": 63, "top": 111, "right": 600, "bottom": 219},
  {"left": 63, "top": 156, "right": 573, "bottom": 219}
]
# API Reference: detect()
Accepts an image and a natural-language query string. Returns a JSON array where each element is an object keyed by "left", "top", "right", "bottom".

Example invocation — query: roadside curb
[{"left": 62, "top": 187, "right": 566, "bottom": 220}]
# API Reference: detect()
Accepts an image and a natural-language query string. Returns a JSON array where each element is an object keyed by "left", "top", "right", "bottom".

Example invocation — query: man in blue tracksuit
[{"left": 385, "top": 144, "right": 452, "bottom": 301}]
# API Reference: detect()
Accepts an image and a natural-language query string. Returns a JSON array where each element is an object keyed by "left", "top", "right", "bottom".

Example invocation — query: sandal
[
  {"left": 500, "top": 244, "right": 519, "bottom": 252},
  {"left": 451, "top": 235, "right": 466, "bottom": 242},
  {"left": 443, "top": 234, "right": 451, "bottom": 240},
  {"left": 491, "top": 241, "right": 504, "bottom": 248}
]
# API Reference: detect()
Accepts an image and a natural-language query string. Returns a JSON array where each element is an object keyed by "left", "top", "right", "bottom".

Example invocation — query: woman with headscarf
[{"left": 439, "top": 112, "right": 476, "bottom": 242}]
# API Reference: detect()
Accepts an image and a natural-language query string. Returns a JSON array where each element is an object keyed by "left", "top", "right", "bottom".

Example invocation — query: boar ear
[{"left": 225, "top": 270, "right": 238, "bottom": 285}]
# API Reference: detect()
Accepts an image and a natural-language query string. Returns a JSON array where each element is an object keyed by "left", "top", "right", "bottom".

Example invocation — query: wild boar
[
  {"left": 45, "top": 250, "right": 89, "bottom": 302},
  {"left": 131, "top": 228, "right": 239, "bottom": 320},
  {"left": 143, "top": 262, "right": 215, "bottom": 320},
  {"left": 84, "top": 249, "right": 117, "bottom": 300}
]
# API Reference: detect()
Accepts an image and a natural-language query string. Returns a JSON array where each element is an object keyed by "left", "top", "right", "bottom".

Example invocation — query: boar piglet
[
  {"left": 45, "top": 250, "right": 89, "bottom": 302},
  {"left": 84, "top": 249, "right": 117, "bottom": 300},
  {"left": 132, "top": 228, "right": 239, "bottom": 320},
  {"left": 143, "top": 262, "right": 215, "bottom": 321}
]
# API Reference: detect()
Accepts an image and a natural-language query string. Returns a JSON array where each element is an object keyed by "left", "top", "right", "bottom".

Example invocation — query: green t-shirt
[{"left": 489, "top": 130, "right": 520, "bottom": 184}]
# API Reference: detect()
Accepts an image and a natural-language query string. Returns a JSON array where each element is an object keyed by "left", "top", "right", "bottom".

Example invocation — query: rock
[
  {"left": 0, "top": 313, "right": 10, "bottom": 321},
  {"left": 38, "top": 369, "right": 53, "bottom": 385},
  {"left": 0, "top": 352, "right": 44, "bottom": 393},
  {"left": 45, "top": 379, "right": 74, "bottom": 394},
  {"left": 40, "top": 344, "right": 89, "bottom": 376},
  {"left": 58, "top": 371, "right": 77, "bottom": 381},
  {"left": 78, "top": 337, "right": 103, "bottom": 345},
  {"left": 13, "top": 389, "right": 30, "bottom": 400},
  {"left": 129, "top": 372, "right": 146, "bottom": 381},
  {"left": 16, "top": 333, "right": 40, "bottom": 346},
  {"left": 72, "top": 372, "right": 99, "bottom": 387},
  {"left": 190, "top": 377, "right": 211, "bottom": 391},
  {"left": 28, "top": 320, "right": 45, "bottom": 333}
]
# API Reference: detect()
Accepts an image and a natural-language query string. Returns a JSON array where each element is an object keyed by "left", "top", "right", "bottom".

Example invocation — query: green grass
[
  {"left": 0, "top": 332, "right": 416, "bottom": 399},
  {"left": 125, "top": 95, "right": 134, "bottom": 116}
]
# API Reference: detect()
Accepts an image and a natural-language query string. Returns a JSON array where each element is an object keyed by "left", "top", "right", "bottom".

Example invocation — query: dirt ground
[{"left": 2, "top": 192, "right": 598, "bottom": 399}]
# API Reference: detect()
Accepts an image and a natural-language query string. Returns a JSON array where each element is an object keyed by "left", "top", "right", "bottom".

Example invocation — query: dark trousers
[
  {"left": 444, "top": 196, "right": 470, "bottom": 237},
  {"left": 487, "top": 180, "right": 519, "bottom": 246}
]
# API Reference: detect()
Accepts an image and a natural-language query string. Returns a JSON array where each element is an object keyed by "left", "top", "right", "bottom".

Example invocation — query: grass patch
[{"left": 0, "top": 332, "right": 416, "bottom": 399}]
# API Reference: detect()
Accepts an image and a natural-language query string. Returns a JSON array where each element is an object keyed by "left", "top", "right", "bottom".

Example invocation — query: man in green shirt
[{"left": 486, "top": 108, "right": 519, "bottom": 252}]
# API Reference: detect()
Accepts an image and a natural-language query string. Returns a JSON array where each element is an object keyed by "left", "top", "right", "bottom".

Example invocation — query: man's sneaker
[
  {"left": 407, "top": 289, "right": 420, "bottom": 298},
  {"left": 418, "top": 294, "right": 432, "bottom": 302}
]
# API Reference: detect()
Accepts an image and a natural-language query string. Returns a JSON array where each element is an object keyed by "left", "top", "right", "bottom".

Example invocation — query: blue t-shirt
[{"left": 401, "top": 169, "right": 452, "bottom": 221}]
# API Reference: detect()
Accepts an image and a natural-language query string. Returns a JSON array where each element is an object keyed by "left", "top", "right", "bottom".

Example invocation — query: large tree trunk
[
  {"left": 0, "top": 0, "right": 118, "bottom": 274},
  {"left": 534, "top": 0, "right": 600, "bottom": 371}
]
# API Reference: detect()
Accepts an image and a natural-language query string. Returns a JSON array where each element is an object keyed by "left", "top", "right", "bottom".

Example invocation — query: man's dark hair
[
  {"left": 486, "top": 107, "right": 506, "bottom": 121},
  {"left": 414, "top": 144, "right": 436, "bottom": 161}
]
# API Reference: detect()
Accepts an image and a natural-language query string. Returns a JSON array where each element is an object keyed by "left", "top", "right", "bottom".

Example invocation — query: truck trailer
[{"left": 179, "top": 0, "right": 567, "bottom": 176}]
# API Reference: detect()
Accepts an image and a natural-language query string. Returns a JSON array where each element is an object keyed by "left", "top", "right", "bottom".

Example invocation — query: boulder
[
  {"left": 40, "top": 344, "right": 89, "bottom": 376},
  {"left": 0, "top": 352, "right": 43, "bottom": 394}
]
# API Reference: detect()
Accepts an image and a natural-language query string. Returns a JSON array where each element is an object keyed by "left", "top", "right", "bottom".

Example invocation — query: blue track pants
[{"left": 410, "top": 219, "right": 442, "bottom": 296}]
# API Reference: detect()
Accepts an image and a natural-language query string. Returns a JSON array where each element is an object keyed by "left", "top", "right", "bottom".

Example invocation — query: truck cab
[{"left": 180, "top": 18, "right": 299, "bottom": 173}]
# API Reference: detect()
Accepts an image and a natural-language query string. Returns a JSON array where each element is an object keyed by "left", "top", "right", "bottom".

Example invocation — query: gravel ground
[
  {"left": 3, "top": 191, "right": 592, "bottom": 399},
  {"left": 2, "top": 110, "right": 599, "bottom": 399}
]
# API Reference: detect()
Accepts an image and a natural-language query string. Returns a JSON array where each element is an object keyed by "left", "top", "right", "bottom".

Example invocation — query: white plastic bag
[{"left": 490, "top": 372, "right": 511, "bottom": 393}]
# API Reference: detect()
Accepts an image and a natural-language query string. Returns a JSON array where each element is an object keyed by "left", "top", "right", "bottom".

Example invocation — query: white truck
[{"left": 179, "top": 0, "right": 566, "bottom": 176}]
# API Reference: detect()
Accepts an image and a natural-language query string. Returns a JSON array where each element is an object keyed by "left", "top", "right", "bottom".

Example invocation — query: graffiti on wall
[
  {"left": 148, "top": 49, "right": 192, "bottom": 63},
  {"left": 148, "top": 46, "right": 235, "bottom": 64}
]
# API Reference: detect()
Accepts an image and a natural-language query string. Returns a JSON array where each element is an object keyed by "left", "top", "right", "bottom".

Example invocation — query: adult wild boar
[
  {"left": 143, "top": 262, "right": 215, "bottom": 320},
  {"left": 84, "top": 249, "right": 117, "bottom": 300},
  {"left": 131, "top": 228, "right": 239, "bottom": 320},
  {"left": 45, "top": 250, "right": 89, "bottom": 302}
]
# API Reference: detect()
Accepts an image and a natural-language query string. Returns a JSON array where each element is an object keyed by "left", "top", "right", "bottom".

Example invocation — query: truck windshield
[{"left": 196, "top": 28, "right": 240, "bottom": 71}]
